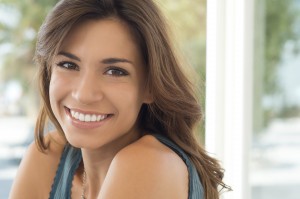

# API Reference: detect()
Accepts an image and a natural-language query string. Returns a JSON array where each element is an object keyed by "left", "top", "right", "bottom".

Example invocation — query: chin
[
  {"left": 65, "top": 134, "right": 103, "bottom": 150},
  {"left": 64, "top": 134, "right": 85, "bottom": 148}
]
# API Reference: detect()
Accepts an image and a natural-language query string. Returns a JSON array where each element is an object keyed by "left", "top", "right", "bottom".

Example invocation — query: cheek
[
  {"left": 49, "top": 72, "right": 70, "bottom": 113},
  {"left": 49, "top": 74, "right": 60, "bottom": 100},
  {"left": 110, "top": 84, "right": 145, "bottom": 115},
  {"left": 49, "top": 77, "right": 60, "bottom": 116}
]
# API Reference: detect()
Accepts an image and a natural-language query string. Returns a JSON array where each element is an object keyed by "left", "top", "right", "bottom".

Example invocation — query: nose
[{"left": 72, "top": 71, "right": 103, "bottom": 105}]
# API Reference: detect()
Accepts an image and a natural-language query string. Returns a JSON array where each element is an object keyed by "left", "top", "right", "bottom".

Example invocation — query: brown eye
[
  {"left": 105, "top": 67, "right": 128, "bottom": 76},
  {"left": 56, "top": 61, "right": 79, "bottom": 70}
]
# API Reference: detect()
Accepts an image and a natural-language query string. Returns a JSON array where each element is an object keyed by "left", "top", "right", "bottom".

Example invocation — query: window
[
  {"left": 206, "top": 0, "right": 300, "bottom": 199},
  {"left": 251, "top": 0, "right": 300, "bottom": 199}
]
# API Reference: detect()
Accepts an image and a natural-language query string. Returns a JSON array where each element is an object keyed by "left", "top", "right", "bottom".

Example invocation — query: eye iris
[
  {"left": 110, "top": 69, "right": 123, "bottom": 75},
  {"left": 64, "top": 63, "right": 72, "bottom": 68}
]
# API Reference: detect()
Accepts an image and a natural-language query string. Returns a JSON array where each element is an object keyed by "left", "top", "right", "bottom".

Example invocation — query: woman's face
[{"left": 49, "top": 19, "right": 151, "bottom": 149}]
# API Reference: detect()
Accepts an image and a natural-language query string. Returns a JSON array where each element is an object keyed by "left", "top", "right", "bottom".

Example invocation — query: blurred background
[
  {"left": 0, "top": 0, "right": 300, "bottom": 199},
  {"left": 251, "top": 0, "right": 300, "bottom": 198}
]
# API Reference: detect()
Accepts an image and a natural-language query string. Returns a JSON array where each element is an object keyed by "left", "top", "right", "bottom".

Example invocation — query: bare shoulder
[
  {"left": 99, "top": 134, "right": 188, "bottom": 199},
  {"left": 9, "top": 131, "right": 66, "bottom": 199}
]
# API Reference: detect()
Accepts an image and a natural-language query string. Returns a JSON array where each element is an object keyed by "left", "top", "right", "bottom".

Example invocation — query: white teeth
[
  {"left": 79, "top": 113, "right": 84, "bottom": 121},
  {"left": 85, "top": 115, "right": 91, "bottom": 122},
  {"left": 91, "top": 115, "right": 97, "bottom": 122},
  {"left": 74, "top": 112, "right": 79, "bottom": 119},
  {"left": 70, "top": 109, "right": 108, "bottom": 122}
]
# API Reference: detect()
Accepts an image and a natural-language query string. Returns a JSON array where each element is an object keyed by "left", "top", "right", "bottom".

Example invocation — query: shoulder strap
[
  {"left": 49, "top": 144, "right": 82, "bottom": 199},
  {"left": 151, "top": 134, "right": 204, "bottom": 199}
]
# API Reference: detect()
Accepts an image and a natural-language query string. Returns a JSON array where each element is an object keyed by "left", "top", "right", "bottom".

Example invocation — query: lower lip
[{"left": 65, "top": 108, "right": 112, "bottom": 129}]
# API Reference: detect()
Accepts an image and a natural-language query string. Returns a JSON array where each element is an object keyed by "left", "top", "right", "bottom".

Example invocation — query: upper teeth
[{"left": 70, "top": 110, "right": 107, "bottom": 122}]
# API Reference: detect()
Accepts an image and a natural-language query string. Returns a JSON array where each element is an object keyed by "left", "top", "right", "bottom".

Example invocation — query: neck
[{"left": 81, "top": 131, "right": 140, "bottom": 198}]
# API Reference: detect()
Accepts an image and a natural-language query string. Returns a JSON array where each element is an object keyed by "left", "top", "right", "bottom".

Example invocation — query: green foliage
[
  {"left": 278, "top": 105, "right": 300, "bottom": 118},
  {"left": 159, "top": 0, "right": 206, "bottom": 75},
  {"left": 264, "top": 0, "right": 298, "bottom": 94},
  {"left": 159, "top": 0, "right": 206, "bottom": 141},
  {"left": 253, "top": 0, "right": 300, "bottom": 132},
  {"left": 0, "top": 0, "right": 58, "bottom": 116},
  {"left": 0, "top": 0, "right": 58, "bottom": 86}
]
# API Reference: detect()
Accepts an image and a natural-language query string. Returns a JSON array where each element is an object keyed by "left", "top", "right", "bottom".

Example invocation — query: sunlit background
[
  {"left": 1, "top": 0, "right": 300, "bottom": 199},
  {"left": 251, "top": 0, "right": 300, "bottom": 198}
]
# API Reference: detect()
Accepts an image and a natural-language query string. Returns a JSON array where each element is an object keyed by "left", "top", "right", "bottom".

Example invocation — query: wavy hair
[{"left": 34, "top": 0, "right": 230, "bottom": 198}]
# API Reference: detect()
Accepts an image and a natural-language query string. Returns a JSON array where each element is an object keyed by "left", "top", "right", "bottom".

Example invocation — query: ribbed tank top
[{"left": 49, "top": 134, "right": 204, "bottom": 199}]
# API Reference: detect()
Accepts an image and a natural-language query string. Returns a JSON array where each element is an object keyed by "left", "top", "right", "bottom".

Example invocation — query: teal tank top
[{"left": 49, "top": 134, "right": 204, "bottom": 199}]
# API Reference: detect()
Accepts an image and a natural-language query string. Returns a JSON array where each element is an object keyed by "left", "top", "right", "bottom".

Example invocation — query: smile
[{"left": 68, "top": 108, "right": 109, "bottom": 123}]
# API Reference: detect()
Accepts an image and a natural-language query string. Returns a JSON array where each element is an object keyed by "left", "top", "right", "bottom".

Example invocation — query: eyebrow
[
  {"left": 58, "top": 51, "right": 133, "bottom": 65},
  {"left": 58, "top": 51, "right": 81, "bottom": 61},
  {"left": 101, "top": 58, "right": 133, "bottom": 65}
]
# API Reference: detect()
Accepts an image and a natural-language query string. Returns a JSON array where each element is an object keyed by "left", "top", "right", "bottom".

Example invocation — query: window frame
[{"left": 205, "top": 0, "right": 254, "bottom": 198}]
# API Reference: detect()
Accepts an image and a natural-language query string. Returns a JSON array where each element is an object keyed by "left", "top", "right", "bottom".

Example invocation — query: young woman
[{"left": 9, "top": 0, "right": 229, "bottom": 198}]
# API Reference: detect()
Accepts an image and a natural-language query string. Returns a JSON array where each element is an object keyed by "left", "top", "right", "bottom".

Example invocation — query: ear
[{"left": 143, "top": 87, "right": 154, "bottom": 104}]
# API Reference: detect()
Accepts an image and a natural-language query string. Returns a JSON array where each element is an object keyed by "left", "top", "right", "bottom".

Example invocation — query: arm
[
  {"left": 98, "top": 135, "right": 189, "bottom": 199},
  {"left": 9, "top": 132, "right": 65, "bottom": 199}
]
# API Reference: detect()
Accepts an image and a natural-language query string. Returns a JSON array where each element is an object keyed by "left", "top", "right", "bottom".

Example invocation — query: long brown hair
[{"left": 34, "top": 0, "right": 230, "bottom": 198}]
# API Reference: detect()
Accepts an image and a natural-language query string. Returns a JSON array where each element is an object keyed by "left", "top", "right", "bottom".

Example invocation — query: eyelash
[
  {"left": 55, "top": 61, "right": 128, "bottom": 77},
  {"left": 56, "top": 61, "right": 79, "bottom": 71},
  {"left": 105, "top": 67, "right": 129, "bottom": 77}
]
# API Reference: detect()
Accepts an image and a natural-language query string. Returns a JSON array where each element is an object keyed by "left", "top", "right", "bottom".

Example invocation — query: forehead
[{"left": 58, "top": 18, "right": 142, "bottom": 62}]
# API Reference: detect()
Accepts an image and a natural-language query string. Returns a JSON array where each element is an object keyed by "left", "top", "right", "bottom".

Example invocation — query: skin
[{"left": 9, "top": 19, "right": 188, "bottom": 199}]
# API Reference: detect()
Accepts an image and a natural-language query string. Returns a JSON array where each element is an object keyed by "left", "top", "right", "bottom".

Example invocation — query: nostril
[{"left": 72, "top": 86, "right": 104, "bottom": 105}]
